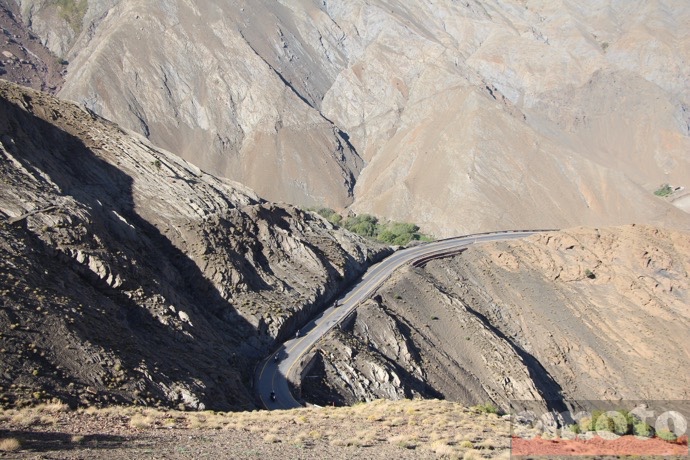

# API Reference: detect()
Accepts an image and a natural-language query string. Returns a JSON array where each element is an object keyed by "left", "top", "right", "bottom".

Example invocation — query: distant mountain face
[
  {"left": 10, "top": 0, "right": 690, "bottom": 235},
  {"left": 0, "top": 80, "right": 388, "bottom": 410}
]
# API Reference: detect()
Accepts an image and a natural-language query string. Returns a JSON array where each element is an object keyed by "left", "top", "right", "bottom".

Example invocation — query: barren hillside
[
  {"left": 0, "top": 80, "right": 389, "bottom": 410},
  {"left": 7, "top": 0, "right": 690, "bottom": 235},
  {"left": 301, "top": 225, "right": 690, "bottom": 409}
]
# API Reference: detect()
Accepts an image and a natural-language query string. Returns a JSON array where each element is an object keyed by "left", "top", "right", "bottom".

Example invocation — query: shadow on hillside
[
  {"left": 0, "top": 94, "right": 260, "bottom": 410},
  {"left": 464, "top": 305, "right": 568, "bottom": 413}
]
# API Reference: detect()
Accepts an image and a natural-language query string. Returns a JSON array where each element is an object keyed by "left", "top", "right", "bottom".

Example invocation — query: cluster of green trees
[{"left": 309, "top": 208, "right": 431, "bottom": 246}]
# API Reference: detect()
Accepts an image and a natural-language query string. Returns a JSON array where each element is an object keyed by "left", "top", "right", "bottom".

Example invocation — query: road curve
[{"left": 255, "top": 230, "right": 552, "bottom": 410}]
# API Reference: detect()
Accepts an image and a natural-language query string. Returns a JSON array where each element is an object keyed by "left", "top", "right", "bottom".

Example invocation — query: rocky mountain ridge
[
  {"left": 0, "top": 80, "right": 389, "bottom": 410},
  {"left": 6, "top": 0, "right": 690, "bottom": 236}
]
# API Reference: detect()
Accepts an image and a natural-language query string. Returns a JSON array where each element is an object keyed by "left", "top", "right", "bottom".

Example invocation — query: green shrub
[
  {"left": 566, "top": 424, "right": 581, "bottom": 434},
  {"left": 345, "top": 214, "right": 431, "bottom": 245},
  {"left": 654, "top": 184, "right": 673, "bottom": 197},
  {"left": 657, "top": 429, "right": 678, "bottom": 442},
  {"left": 310, "top": 207, "right": 343, "bottom": 226},
  {"left": 472, "top": 403, "right": 499, "bottom": 415},
  {"left": 344, "top": 214, "right": 379, "bottom": 237},
  {"left": 633, "top": 422, "right": 654, "bottom": 437},
  {"left": 584, "top": 269, "right": 596, "bottom": 279},
  {"left": 594, "top": 413, "right": 617, "bottom": 433},
  {"left": 580, "top": 410, "right": 633, "bottom": 435},
  {"left": 376, "top": 222, "right": 421, "bottom": 245}
]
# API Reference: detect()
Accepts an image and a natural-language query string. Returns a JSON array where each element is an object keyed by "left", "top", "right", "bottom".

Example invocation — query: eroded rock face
[
  {"left": 9, "top": 0, "right": 690, "bottom": 234},
  {"left": 303, "top": 225, "right": 690, "bottom": 409},
  {"left": 0, "top": 80, "right": 389, "bottom": 410}
]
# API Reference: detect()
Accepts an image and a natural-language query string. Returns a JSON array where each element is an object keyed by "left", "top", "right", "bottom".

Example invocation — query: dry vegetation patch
[
  {"left": 0, "top": 437, "right": 21, "bottom": 452},
  {"left": 0, "top": 399, "right": 511, "bottom": 458}
]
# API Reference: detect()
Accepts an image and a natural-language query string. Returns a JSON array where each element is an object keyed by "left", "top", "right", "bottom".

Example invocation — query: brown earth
[
  {"left": 0, "top": 80, "right": 390, "bottom": 411},
  {"left": 301, "top": 225, "right": 690, "bottom": 410}
]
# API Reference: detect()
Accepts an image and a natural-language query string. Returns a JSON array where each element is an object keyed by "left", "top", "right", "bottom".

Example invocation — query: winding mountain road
[{"left": 255, "top": 230, "right": 552, "bottom": 410}]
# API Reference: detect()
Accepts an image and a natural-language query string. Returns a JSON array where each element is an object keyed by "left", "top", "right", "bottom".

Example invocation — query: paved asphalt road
[{"left": 255, "top": 230, "right": 547, "bottom": 409}]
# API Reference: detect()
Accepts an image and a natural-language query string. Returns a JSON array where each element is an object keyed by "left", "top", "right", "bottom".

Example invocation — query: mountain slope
[
  {"left": 9, "top": 0, "right": 690, "bottom": 234},
  {"left": 302, "top": 225, "right": 690, "bottom": 409},
  {"left": 0, "top": 80, "right": 389, "bottom": 410}
]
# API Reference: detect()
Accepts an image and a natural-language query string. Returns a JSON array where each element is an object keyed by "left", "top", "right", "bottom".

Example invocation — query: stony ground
[{"left": 0, "top": 400, "right": 512, "bottom": 459}]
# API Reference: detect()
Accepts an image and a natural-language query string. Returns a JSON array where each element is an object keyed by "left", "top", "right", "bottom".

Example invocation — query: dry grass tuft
[
  {"left": 356, "top": 429, "right": 377, "bottom": 445},
  {"left": 344, "top": 437, "right": 366, "bottom": 447},
  {"left": 291, "top": 431, "right": 309, "bottom": 445},
  {"left": 70, "top": 435, "right": 85, "bottom": 444},
  {"left": 476, "top": 438, "right": 495, "bottom": 450},
  {"left": 36, "top": 402, "right": 69, "bottom": 413},
  {"left": 163, "top": 417, "right": 177, "bottom": 428},
  {"left": 384, "top": 416, "right": 405, "bottom": 427},
  {"left": 367, "top": 413, "right": 384, "bottom": 422},
  {"left": 388, "top": 434, "right": 418, "bottom": 449},
  {"left": 82, "top": 406, "right": 99, "bottom": 415},
  {"left": 429, "top": 440, "right": 456, "bottom": 456},
  {"left": 263, "top": 433, "right": 280, "bottom": 443},
  {"left": 11, "top": 411, "right": 39, "bottom": 427},
  {"left": 129, "top": 413, "right": 154, "bottom": 429},
  {"left": 462, "top": 449, "right": 482, "bottom": 460},
  {"left": 0, "top": 438, "right": 21, "bottom": 452},
  {"left": 493, "top": 450, "right": 511, "bottom": 460}
]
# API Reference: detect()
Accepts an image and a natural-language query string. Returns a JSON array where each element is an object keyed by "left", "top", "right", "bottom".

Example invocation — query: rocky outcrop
[
  {"left": 304, "top": 225, "right": 690, "bottom": 410},
  {"left": 0, "top": 80, "right": 389, "bottom": 410},
  {"left": 8, "top": 0, "right": 690, "bottom": 234}
]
